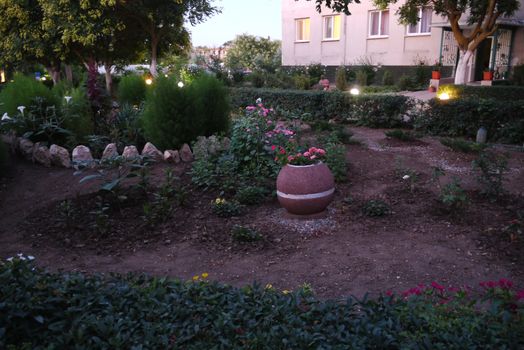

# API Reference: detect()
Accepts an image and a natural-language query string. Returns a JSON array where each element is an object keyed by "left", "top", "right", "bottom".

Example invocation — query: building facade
[{"left": 282, "top": 0, "right": 524, "bottom": 82}]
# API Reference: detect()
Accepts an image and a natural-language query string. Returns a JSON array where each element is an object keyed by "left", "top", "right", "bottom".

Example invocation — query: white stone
[
  {"left": 122, "top": 145, "right": 139, "bottom": 160},
  {"left": 32, "top": 143, "right": 51, "bottom": 167},
  {"left": 141, "top": 142, "right": 163, "bottom": 161},
  {"left": 179, "top": 143, "right": 193, "bottom": 162},
  {"left": 49, "top": 144, "right": 71, "bottom": 168},
  {"left": 101, "top": 143, "right": 119, "bottom": 160},
  {"left": 72, "top": 145, "right": 93, "bottom": 163},
  {"left": 18, "top": 138, "right": 34, "bottom": 160},
  {"left": 163, "top": 150, "right": 180, "bottom": 163}
]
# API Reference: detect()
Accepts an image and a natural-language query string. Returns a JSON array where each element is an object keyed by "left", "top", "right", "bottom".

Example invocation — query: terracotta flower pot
[
  {"left": 431, "top": 71, "right": 441, "bottom": 80},
  {"left": 276, "top": 162, "right": 335, "bottom": 215},
  {"left": 483, "top": 71, "right": 493, "bottom": 81}
]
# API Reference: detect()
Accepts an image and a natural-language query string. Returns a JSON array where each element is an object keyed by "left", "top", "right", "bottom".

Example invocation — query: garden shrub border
[
  {"left": 1, "top": 257, "right": 523, "bottom": 349},
  {"left": 438, "top": 84, "right": 524, "bottom": 101}
]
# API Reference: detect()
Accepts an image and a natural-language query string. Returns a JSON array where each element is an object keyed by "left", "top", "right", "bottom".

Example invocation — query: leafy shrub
[
  {"left": 355, "top": 70, "right": 368, "bottom": 86},
  {"left": 212, "top": 197, "right": 243, "bottom": 217},
  {"left": 109, "top": 103, "right": 145, "bottom": 150},
  {"left": 250, "top": 71, "right": 265, "bottom": 88},
  {"left": 415, "top": 98, "right": 524, "bottom": 144},
  {"left": 361, "top": 85, "right": 400, "bottom": 94},
  {"left": 362, "top": 199, "right": 390, "bottom": 217},
  {"left": 0, "top": 74, "right": 57, "bottom": 116},
  {"left": 235, "top": 185, "right": 269, "bottom": 205},
  {"left": 335, "top": 66, "right": 347, "bottom": 91},
  {"left": 440, "top": 137, "right": 486, "bottom": 153},
  {"left": 2, "top": 258, "right": 524, "bottom": 349},
  {"left": 61, "top": 87, "right": 94, "bottom": 144},
  {"left": 440, "top": 177, "right": 469, "bottom": 211},
  {"left": 191, "top": 153, "right": 240, "bottom": 192},
  {"left": 325, "top": 143, "right": 348, "bottom": 182},
  {"left": 437, "top": 84, "right": 524, "bottom": 101},
  {"left": 414, "top": 64, "right": 431, "bottom": 86},
  {"left": 231, "top": 225, "right": 263, "bottom": 242},
  {"left": 306, "top": 63, "right": 325, "bottom": 83},
  {"left": 142, "top": 75, "right": 230, "bottom": 149},
  {"left": 382, "top": 70, "right": 394, "bottom": 85},
  {"left": 293, "top": 74, "right": 310, "bottom": 90},
  {"left": 385, "top": 129, "right": 420, "bottom": 141},
  {"left": 353, "top": 95, "right": 414, "bottom": 128},
  {"left": 472, "top": 151, "right": 508, "bottom": 198},
  {"left": 117, "top": 74, "right": 147, "bottom": 105},
  {"left": 230, "top": 88, "right": 412, "bottom": 125},
  {"left": 397, "top": 75, "right": 413, "bottom": 91}
]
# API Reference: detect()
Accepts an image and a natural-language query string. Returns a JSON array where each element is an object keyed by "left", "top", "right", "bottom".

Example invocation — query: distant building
[{"left": 282, "top": 0, "right": 524, "bottom": 82}]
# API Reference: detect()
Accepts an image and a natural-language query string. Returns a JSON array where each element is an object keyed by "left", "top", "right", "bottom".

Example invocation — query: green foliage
[
  {"left": 61, "top": 87, "right": 94, "bottom": 144},
  {"left": 438, "top": 84, "right": 524, "bottom": 101},
  {"left": 325, "top": 143, "right": 348, "bottom": 182},
  {"left": 361, "top": 85, "right": 400, "bottom": 94},
  {"left": 362, "top": 199, "right": 390, "bottom": 217},
  {"left": 142, "top": 75, "right": 230, "bottom": 149},
  {"left": 335, "top": 66, "right": 348, "bottom": 91},
  {"left": 440, "top": 137, "right": 487, "bottom": 153},
  {"left": 0, "top": 74, "right": 57, "bottom": 116},
  {"left": 249, "top": 71, "right": 265, "bottom": 88},
  {"left": 355, "top": 70, "right": 368, "bottom": 86},
  {"left": 191, "top": 153, "right": 240, "bottom": 192},
  {"left": 306, "top": 63, "right": 326, "bottom": 82},
  {"left": 440, "top": 178, "right": 469, "bottom": 211},
  {"left": 109, "top": 103, "right": 146, "bottom": 150},
  {"left": 230, "top": 88, "right": 412, "bottom": 125},
  {"left": 385, "top": 129, "right": 420, "bottom": 141},
  {"left": 472, "top": 151, "right": 509, "bottom": 198},
  {"left": 117, "top": 75, "right": 147, "bottom": 105},
  {"left": 211, "top": 197, "right": 243, "bottom": 217},
  {"left": 293, "top": 74, "right": 311, "bottom": 90},
  {"left": 415, "top": 98, "right": 524, "bottom": 144},
  {"left": 382, "top": 70, "right": 394, "bottom": 86},
  {"left": 397, "top": 75, "right": 413, "bottom": 91},
  {"left": 235, "top": 186, "right": 269, "bottom": 205},
  {"left": 414, "top": 64, "right": 431, "bottom": 86},
  {"left": 2, "top": 257, "right": 524, "bottom": 349},
  {"left": 224, "top": 34, "right": 281, "bottom": 73},
  {"left": 231, "top": 225, "right": 263, "bottom": 242}
]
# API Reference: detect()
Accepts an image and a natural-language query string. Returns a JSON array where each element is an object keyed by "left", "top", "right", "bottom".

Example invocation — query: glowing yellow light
[
  {"left": 145, "top": 78, "right": 153, "bottom": 85},
  {"left": 177, "top": 81, "right": 184, "bottom": 88},
  {"left": 41, "top": 77, "right": 47, "bottom": 81},
  {"left": 0, "top": 71, "right": 5, "bottom": 83},
  {"left": 438, "top": 92, "right": 450, "bottom": 100},
  {"left": 350, "top": 88, "right": 360, "bottom": 95}
]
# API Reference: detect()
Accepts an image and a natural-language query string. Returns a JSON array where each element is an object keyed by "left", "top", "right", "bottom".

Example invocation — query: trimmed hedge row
[
  {"left": 415, "top": 98, "right": 524, "bottom": 144},
  {"left": 2, "top": 259, "right": 524, "bottom": 349},
  {"left": 229, "top": 88, "right": 413, "bottom": 128},
  {"left": 230, "top": 88, "right": 524, "bottom": 144},
  {"left": 438, "top": 84, "right": 524, "bottom": 101}
]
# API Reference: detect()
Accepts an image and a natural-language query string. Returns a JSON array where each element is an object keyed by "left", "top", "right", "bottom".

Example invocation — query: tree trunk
[
  {"left": 150, "top": 36, "right": 159, "bottom": 77},
  {"left": 104, "top": 63, "right": 114, "bottom": 95},
  {"left": 65, "top": 65, "right": 73, "bottom": 83},
  {"left": 47, "top": 66, "right": 61, "bottom": 85},
  {"left": 454, "top": 50, "right": 474, "bottom": 85}
]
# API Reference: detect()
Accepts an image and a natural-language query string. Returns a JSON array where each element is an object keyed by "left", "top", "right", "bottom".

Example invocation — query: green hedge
[
  {"left": 415, "top": 98, "right": 524, "bottom": 144},
  {"left": 438, "top": 84, "right": 524, "bottom": 101},
  {"left": 1, "top": 258, "right": 524, "bottom": 349},
  {"left": 229, "top": 88, "right": 413, "bottom": 127}
]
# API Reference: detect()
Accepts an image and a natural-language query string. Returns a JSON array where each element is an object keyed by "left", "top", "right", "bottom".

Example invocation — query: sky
[{"left": 188, "top": 0, "right": 282, "bottom": 47}]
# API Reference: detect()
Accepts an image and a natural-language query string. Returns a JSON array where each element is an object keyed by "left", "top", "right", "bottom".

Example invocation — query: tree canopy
[{"left": 224, "top": 34, "right": 281, "bottom": 73}]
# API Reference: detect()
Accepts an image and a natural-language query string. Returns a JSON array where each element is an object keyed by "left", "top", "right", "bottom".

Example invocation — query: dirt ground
[{"left": 1, "top": 127, "right": 523, "bottom": 299}]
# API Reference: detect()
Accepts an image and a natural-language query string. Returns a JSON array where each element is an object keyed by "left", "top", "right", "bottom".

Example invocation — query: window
[
  {"left": 369, "top": 10, "right": 389, "bottom": 37},
  {"left": 295, "top": 18, "right": 310, "bottom": 42},
  {"left": 407, "top": 7, "right": 432, "bottom": 35},
  {"left": 323, "top": 15, "right": 341, "bottom": 40}
]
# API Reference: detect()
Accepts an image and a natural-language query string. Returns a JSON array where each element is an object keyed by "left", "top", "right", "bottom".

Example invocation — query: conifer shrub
[
  {"left": 141, "top": 75, "right": 230, "bottom": 150},
  {"left": 117, "top": 74, "right": 147, "bottom": 105},
  {"left": 0, "top": 74, "right": 57, "bottom": 116}
]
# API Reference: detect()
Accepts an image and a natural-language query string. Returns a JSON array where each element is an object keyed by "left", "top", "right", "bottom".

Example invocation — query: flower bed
[{"left": 1, "top": 257, "right": 523, "bottom": 349}]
